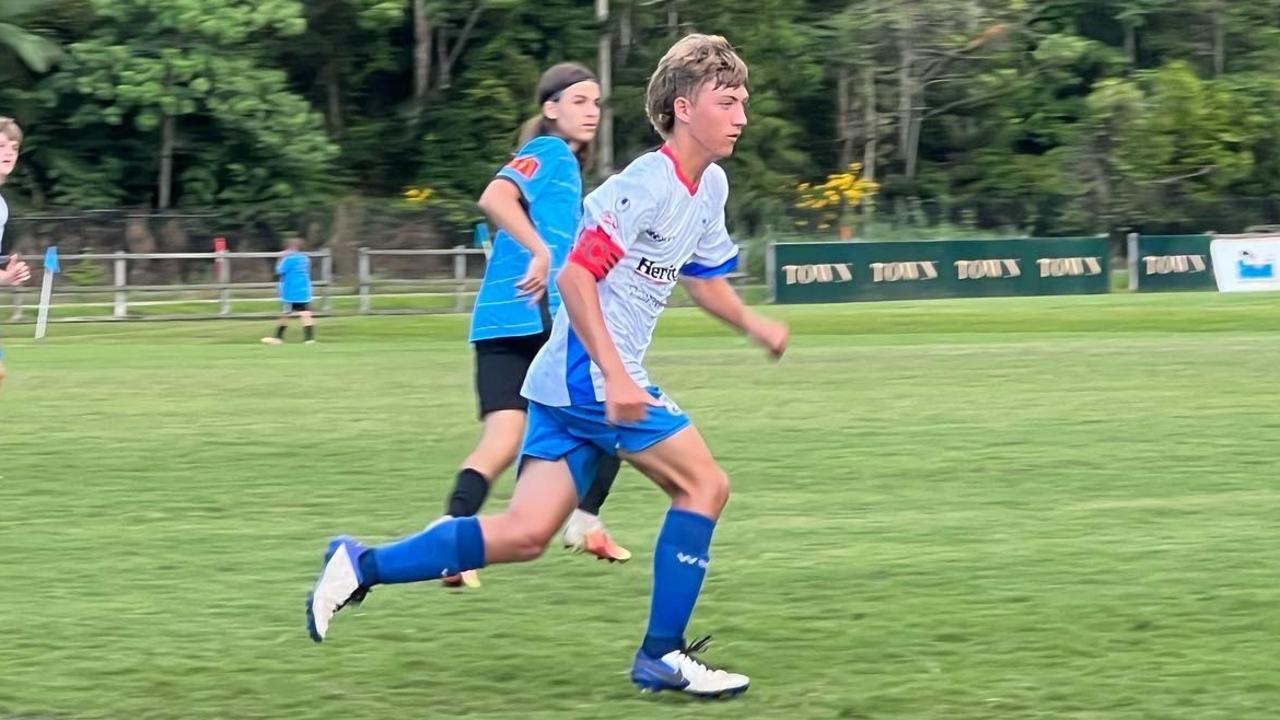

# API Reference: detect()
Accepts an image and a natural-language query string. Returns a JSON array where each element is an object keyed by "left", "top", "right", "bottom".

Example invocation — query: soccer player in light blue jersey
[
  {"left": 307, "top": 36, "right": 787, "bottom": 699},
  {"left": 262, "top": 237, "right": 315, "bottom": 345},
  {"left": 0, "top": 116, "right": 33, "bottom": 389},
  {"left": 441, "top": 62, "right": 630, "bottom": 588}
]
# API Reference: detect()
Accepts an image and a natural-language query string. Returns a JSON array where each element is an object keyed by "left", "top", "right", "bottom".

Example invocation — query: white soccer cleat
[
  {"left": 261, "top": 337, "right": 283, "bottom": 345},
  {"left": 306, "top": 536, "right": 370, "bottom": 642},
  {"left": 562, "top": 510, "right": 632, "bottom": 563},
  {"left": 630, "top": 637, "right": 749, "bottom": 698}
]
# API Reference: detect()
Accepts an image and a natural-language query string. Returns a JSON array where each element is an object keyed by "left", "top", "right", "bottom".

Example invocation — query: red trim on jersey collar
[{"left": 659, "top": 143, "right": 700, "bottom": 195}]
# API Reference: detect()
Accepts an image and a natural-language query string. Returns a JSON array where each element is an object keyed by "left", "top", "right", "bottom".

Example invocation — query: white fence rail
[
  {"left": 4, "top": 250, "right": 335, "bottom": 321},
  {"left": 3, "top": 243, "right": 751, "bottom": 322},
  {"left": 356, "top": 246, "right": 485, "bottom": 315}
]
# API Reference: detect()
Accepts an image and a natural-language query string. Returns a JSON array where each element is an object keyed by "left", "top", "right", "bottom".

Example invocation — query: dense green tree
[{"left": 4, "top": 0, "right": 1280, "bottom": 246}]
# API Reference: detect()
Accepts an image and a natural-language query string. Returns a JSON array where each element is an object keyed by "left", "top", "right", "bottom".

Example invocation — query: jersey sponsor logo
[
  {"left": 625, "top": 283, "right": 668, "bottom": 311},
  {"left": 505, "top": 155, "right": 541, "bottom": 179},
  {"left": 636, "top": 256, "right": 681, "bottom": 282},
  {"left": 644, "top": 228, "right": 674, "bottom": 244}
]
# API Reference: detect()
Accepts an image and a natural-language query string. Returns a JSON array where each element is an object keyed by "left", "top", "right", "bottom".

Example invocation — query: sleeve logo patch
[
  {"left": 598, "top": 210, "right": 620, "bottom": 238},
  {"left": 506, "top": 155, "right": 541, "bottom": 179}
]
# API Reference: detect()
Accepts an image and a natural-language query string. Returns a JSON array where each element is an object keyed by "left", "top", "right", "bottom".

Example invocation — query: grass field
[{"left": 1, "top": 292, "right": 1278, "bottom": 720}]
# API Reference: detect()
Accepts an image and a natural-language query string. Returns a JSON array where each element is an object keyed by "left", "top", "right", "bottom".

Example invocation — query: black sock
[
  {"left": 304, "top": 325, "right": 315, "bottom": 341},
  {"left": 578, "top": 454, "right": 621, "bottom": 515},
  {"left": 275, "top": 325, "right": 286, "bottom": 339},
  {"left": 446, "top": 468, "right": 490, "bottom": 517}
]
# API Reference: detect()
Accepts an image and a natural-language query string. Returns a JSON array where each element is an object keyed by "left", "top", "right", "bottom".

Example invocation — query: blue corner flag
[{"left": 44, "top": 246, "right": 60, "bottom": 274}]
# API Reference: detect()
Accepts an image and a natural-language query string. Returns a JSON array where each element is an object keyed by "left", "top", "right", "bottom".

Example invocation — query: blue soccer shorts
[{"left": 519, "top": 386, "right": 691, "bottom": 498}]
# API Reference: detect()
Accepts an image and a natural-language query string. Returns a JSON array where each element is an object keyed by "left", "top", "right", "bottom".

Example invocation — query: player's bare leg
[
  {"left": 476, "top": 458, "right": 578, "bottom": 563},
  {"left": 299, "top": 310, "right": 316, "bottom": 344}
]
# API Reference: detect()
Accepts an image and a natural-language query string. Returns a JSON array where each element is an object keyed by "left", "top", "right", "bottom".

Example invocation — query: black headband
[{"left": 538, "top": 68, "right": 597, "bottom": 105}]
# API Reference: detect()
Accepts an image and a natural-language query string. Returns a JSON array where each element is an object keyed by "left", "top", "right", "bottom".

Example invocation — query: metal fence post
[
  {"left": 113, "top": 250, "right": 128, "bottom": 318},
  {"left": 320, "top": 250, "right": 334, "bottom": 313},
  {"left": 1126, "top": 232, "right": 1139, "bottom": 292},
  {"left": 8, "top": 289, "right": 22, "bottom": 322},
  {"left": 765, "top": 241, "right": 777, "bottom": 303},
  {"left": 357, "top": 247, "right": 371, "bottom": 314},
  {"left": 453, "top": 245, "right": 467, "bottom": 312}
]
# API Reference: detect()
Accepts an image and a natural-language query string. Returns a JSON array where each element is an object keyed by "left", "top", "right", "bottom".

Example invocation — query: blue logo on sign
[{"left": 1237, "top": 251, "right": 1275, "bottom": 280}]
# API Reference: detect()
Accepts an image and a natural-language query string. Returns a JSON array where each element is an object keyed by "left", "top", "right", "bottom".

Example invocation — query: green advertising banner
[
  {"left": 1130, "top": 234, "right": 1215, "bottom": 292},
  {"left": 769, "top": 237, "right": 1110, "bottom": 304}
]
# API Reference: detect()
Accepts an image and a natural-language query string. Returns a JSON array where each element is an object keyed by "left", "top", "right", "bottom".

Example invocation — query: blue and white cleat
[
  {"left": 630, "top": 636, "right": 749, "bottom": 699},
  {"left": 306, "top": 535, "right": 371, "bottom": 643}
]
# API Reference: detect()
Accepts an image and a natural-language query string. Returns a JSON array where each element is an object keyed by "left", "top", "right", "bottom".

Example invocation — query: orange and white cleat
[
  {"left": 563, "top": 510, "right": 632, "bottom": 563},
  {"left": 442, "top": 569, "right": 481, "bottom": 589}
]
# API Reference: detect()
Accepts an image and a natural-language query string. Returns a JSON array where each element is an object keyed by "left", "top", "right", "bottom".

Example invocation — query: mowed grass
[{"left": 1, "top": 292, "right": 1278, "bottom": 720}]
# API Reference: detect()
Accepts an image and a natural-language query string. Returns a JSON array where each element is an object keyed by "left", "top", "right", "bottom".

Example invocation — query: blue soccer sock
[
  {"left": 359, "top": 516, "right": 486, "bottom": 585},
  {"left": 640, "top": 507, "right": 717, "bottom": 659}
]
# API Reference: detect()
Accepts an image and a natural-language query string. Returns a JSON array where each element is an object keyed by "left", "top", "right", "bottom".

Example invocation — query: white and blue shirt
[
  {"left": 0, "top": 193, "right": 8, "bottom": 254},
  {"left": 522, "top": 145, "right": 739, "bottom": 407},
  {"left": 469, "top": 135, "right": 582, "bottom": 342}
]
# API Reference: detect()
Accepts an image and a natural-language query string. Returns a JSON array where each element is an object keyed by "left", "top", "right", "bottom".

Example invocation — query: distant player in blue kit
[
  {"left": 0, "top": 116, "right": 34, "bottom": 389},
  {"left": 307, "top": 35, "right": 788, "bottom": 698},
  {"left": 262, "top": 237, "right": 315, "bottom": 345},
  {"left": 443, "top": 62, "right": 631, "bottom": 588}
]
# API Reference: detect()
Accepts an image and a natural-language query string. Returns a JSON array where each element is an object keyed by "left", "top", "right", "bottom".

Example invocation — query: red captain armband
[{"left": 568, "top": 225, "right": 625, "bottom": 281}]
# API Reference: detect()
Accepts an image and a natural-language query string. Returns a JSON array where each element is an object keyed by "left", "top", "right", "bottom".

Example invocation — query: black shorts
[
  {"left": 284, "top": 302, "right": 311, "bottom": 313},
  {"left": 474, "top": 330, "right": 552, "bottom": 419}
]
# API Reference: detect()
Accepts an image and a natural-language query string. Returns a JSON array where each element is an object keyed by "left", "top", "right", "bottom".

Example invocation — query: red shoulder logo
[{"left": 506, "top": 155, "right": 541, "bottom": 179}]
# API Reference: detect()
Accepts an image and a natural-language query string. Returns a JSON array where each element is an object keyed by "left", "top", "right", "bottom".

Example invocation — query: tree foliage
[{"left": 3, "top": 0, "right": 1280, "bottom": 245}]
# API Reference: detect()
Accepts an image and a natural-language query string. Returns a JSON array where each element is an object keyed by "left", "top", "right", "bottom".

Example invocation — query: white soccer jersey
[{"left": 522, "top": 145, "right": 740, "bottom": 407}]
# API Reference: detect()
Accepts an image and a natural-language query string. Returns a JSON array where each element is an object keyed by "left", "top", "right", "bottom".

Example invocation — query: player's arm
[
  {"left": 481, "top": 143, "right": 563, "bottom": 300},
  {"left": 478, "top": 179, "right": 547, "bottom": 261},
  {"left": 681, "top": 275, "right": 787, "bottom": 359},
  {"left": 558, "top": 223, "right": 661, "bottom": 424}
]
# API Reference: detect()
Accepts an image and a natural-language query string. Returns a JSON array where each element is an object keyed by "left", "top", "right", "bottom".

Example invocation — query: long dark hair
[{"left": 516, "top": 62, "right": 597, "bottom": 169}]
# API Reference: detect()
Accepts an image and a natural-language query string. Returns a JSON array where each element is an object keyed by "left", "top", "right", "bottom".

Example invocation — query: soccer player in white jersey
[
  {"left": 306, "top": 34, "right": 787, "bottom": 699},
  {"left": 0, "top": 117, "right": 34, "bottom": 389}
]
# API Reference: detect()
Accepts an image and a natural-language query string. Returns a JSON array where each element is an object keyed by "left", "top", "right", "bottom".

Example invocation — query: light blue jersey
[
  {"left": 277, "top": 251, "right": 312, "bottom": 303},
  {"left": 469, "top": 135, "right": 582, "bottom": 343}
]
